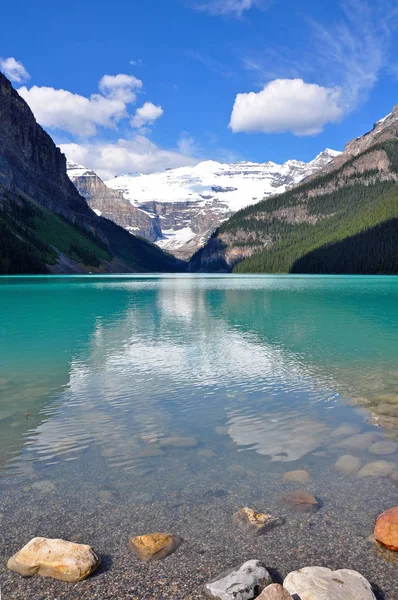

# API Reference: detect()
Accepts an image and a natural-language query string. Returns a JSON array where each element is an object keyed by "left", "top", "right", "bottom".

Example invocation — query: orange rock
[
  {"left": 130, "top": 533, "right": 182, "bottom": 561},
  {"left": 375, "top": 506, "right": 398, "bottom": 551}
]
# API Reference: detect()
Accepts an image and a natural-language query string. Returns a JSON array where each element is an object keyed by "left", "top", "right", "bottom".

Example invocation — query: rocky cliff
[
  {"left": 67, "top": 162, "right": 161, "bottom": 242},
  {"left": 0, "top": 71, "right": 183, "bottom": 274}
]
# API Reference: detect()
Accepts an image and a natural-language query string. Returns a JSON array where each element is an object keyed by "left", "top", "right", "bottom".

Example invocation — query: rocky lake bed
[
  {"left": 3, "top": 275, "right": 398, "bottom": 598},
  {"left": 2, "top": 419, "right": 398, "bottom": 599}
]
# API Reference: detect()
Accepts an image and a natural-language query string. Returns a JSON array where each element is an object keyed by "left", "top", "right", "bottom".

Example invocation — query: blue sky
[{"left": 1, "top": 0, "right": 398, "bottom": 179}]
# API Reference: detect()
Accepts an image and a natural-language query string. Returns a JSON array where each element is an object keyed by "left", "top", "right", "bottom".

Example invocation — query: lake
[{"left": 1, "top": 274, "right": 398, "bottom": 599}]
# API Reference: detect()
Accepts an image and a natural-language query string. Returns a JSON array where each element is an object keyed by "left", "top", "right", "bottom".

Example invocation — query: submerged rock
[
  {"left": 368, "top": 440, "right": 398, "bottom": 455},
  {"left": 31, "top": 480, "right": 56, "bottom": 493},
  {"left": 283, "top": 469, "right": 311, "bottom": 483},
  {"left": 204, "top": 560, "right": 272, "bottom": 599},
  {"left": 159, "top": 436, "right": 198, "bottom": 448},
  {"left": 130, "top": 533, "right": 182, "bottom": 561},
  {"left": 330, "top": 423, "right": 361, "bottom": 438},
  {"left": 228, "top": 417, "right": 328, "bottom": 462},
  {"left": 357, "top": 460, "right": 396, "bottom": 477},
  {"left": 334, "top": 455, "right": 362, "bottom": 475},
  {"left": 281, "top": 491, "right": 319, "bottom": 513},
  {"left": 257, "top": 584, "right": 293, "bottom": 599},
  {"left": 336, "top": 432, "right": 379, "bottom": 451},
  {"left": 374, "top": 506, "right": 398, "bottom": 551},
  {"left": 7, "top": 537, "right": 100, "bottom": 582},
  {"left": 138, "top": 444, "right": 166, "bottom": 457},
  {"left": 198, "top": 448, "right": 216, "bottom": 458},
  {"left": 283, "top": 566, "right": 376, "bottom": 599},
  {"left": 232, "top": 507, "right": 284, "bottom": 537}
]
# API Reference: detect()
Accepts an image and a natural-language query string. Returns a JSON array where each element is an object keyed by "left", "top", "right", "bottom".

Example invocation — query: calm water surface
[{"left": 1, "top": 275, "right": 398, "bottom": 598}]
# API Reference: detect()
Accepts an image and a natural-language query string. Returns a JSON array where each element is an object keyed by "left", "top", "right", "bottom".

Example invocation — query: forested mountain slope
[
  {"left": 190, "top": 113, "right": 398, "bottom": 274},
  {"left": 0, "top": 72, "right": 183, "bottom": 274}
]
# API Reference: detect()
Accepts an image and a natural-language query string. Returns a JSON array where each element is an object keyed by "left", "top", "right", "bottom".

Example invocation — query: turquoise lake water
[{"left": 1, "top": 275, "right": 398, "bottom": 599}]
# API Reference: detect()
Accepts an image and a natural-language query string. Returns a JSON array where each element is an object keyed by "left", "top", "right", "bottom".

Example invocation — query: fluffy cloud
[
  {"left": 0, "top": 57, "right": 30, "bottom": 83},
  {"left": 18, "top": 74, "right": 143, "bottom": 137},
  {"left": 131, "top": 102, "right": 164, "bottom": 128},
  {"left": 61, "top": 137, "right": 199, "bottom": 180},
  {"left": 194, "top": 0, "right": 267, "bottom": 16},
  {"left": 229, "top": 78, "right": 343, "bottom": 136}
]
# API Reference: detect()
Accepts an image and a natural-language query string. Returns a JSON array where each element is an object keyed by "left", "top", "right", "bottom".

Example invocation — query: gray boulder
[{"left": 204, "top": 560, "right": 272, "bottom": 599}]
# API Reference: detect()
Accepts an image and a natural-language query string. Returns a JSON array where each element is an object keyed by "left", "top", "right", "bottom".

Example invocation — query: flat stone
[
  {"left": 227, "top": 464, "right": 246, "bottom": 474},
  {"left": 280, "top": 491, "right": 319, "bottom": 513},
  {"left": 32, "top": 480, "right": 56, "bottom": 493},
  {"left": 368, "top": 441, "right": 398, "bottom": 455},
  {"left": 204, "top": 560, "right": 272, "bottom": 600},
  {"left": 7, "top": 537, "right": 100, "bottom": 582},
  {"left": 284, "top": 566, "right": 376, "bottom": 599},
  {"left": 232, "top": 507, "right": 284, "bottom": 537},
  {"left": 336, "top": 432, "right": 379, "bottom": 450},
  {"left": 159, "top": 436, "right": 198, "bottom": 448},
  {"left": 330, "top": 423, "right": 361, "bottom": 438},
  {"left": 257, "top": 584, "right": 293, "bottom": 599},
  {"left": 334, "top": 455, "right": 362, "bottom": 475},
  {"left": 374, "top": 506, "right": 398, "bottom": 551},
  {"left": 283, "top": 470, "right": 311, "bottom": 483},
  {"left": 138, "top": 445, "right": 166, "bottom": 457},
  {"left": 357, "top": 460, "right": 396, "bottom": 477},
  {"left": 198, "top": 449, "right": 216, "bottom": 458},
  {"left": 130, "top": 533, "right": 182, "bottom": 561}
]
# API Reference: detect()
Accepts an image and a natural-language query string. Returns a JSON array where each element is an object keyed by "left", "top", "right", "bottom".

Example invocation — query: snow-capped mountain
[{"left": 67, "top": 149, "right": 340, "bottom": 260}]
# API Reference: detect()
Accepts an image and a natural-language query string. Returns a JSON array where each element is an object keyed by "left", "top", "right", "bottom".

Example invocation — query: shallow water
[{"left": 1, "top": 274, "right": 398, "bottom": 598}]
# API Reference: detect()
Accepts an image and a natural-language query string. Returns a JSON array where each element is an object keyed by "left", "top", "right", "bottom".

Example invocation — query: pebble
[{"left": 7, "top": 537, "right": 100, "bottom": 582}]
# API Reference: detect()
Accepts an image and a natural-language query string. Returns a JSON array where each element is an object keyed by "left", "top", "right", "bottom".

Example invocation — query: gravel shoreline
[{"left": 1, "top": 450, "right": 398, "bottom": 599}]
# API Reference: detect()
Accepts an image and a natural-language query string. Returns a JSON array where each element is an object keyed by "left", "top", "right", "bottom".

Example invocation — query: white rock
[
  {"left": 284, "top": 566, "right": 376, "bottom": 600},
  {"left": 204, "top": 560, "right": 272, "bottom": 599}
]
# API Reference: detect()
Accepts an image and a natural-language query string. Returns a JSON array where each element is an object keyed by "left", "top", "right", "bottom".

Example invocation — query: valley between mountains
[{"left": 2, "top": 66, "right": 398, "bottom": 275}]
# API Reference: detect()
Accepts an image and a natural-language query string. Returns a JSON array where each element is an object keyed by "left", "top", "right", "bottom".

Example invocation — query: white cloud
[
  {"left": 99, "top": 73, "right": 142, "bottom": 102},
  {"left": 229, "top": 78, "right": 343, "bottom": 136},
  {"left": 18, "top": 74, "right": 143, "bottom": 137},
  {"left": 131, "top": 102, "right": 163, "bottom": 128},
  {"left": 193, "top": 0, "right": 268, "bottom": 16},
  {"left": 239, "top": 0, "right": 397, "bottom": 126},
  {"left": 60, "top": 137, "right": 199, "bottom": 180},
  {"left": 0, "top": 57, "right": 30, "bottom": 83}
]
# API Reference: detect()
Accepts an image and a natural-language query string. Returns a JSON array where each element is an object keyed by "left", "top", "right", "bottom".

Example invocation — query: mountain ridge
[
  {"left": 67, "top": 149, "right": 339, "bottom": 260},
  {"left": 189, "top": 106, "right": 398, "bottom": 274}
]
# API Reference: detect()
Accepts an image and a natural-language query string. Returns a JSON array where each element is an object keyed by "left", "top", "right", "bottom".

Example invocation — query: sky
[{"left": 1, "top": 0, "right": 398, "bottom": 180}]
